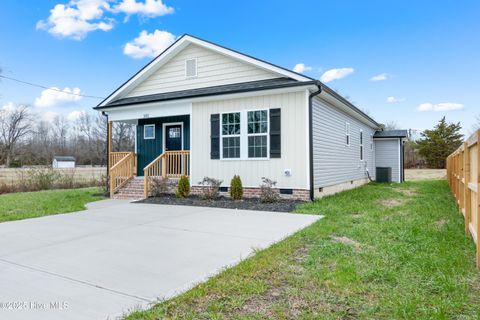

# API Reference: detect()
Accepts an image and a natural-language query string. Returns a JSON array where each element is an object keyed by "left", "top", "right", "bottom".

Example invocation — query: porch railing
[
  {"left": 144, "top": 150, "right": 190, "bottom": 198},
  {"left": 110, "top": 152, "right": 132, "bottom": 168},
  {"left": 110, "top": 152, "right": 136, "bottom": 197}
]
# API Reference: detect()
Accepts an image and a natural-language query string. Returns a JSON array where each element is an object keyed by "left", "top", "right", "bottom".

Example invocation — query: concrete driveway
[{"left": 0, "top": 200, "right": 321, "bottom": 320}]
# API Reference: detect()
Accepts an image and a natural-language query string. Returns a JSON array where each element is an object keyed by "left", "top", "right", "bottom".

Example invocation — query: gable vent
[{"left": 185, "top": 58, "right": 197, "bottom": 78}]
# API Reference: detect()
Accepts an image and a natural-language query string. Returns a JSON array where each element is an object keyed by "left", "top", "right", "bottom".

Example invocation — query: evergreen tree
[{"left": 417, "top": 117, "right": 463, "bottom": 168}]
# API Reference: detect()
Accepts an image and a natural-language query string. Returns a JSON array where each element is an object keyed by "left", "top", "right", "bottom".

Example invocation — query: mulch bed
[{"left": 136, "top": 194, "right": 306, "bottom": 212}]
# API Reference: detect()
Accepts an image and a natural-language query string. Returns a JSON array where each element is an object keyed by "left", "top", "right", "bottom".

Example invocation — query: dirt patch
[
  {"left": 240, "top": 287, "right": 309, "bottom": 319},
  {"left": 331, "top": 235, "right": 362, "bottom": 251},
  {"left": 137, "top": 195, "right": 306, "bottom": 213},
  {"left": 433, "top": 219, "right": 448, "bottom": 229},
  {"left": 378, "top": 198, "right": 405, "bottom": 208},
  {"left": 395, "top": 188, "right": 417, "bottom": 197},
  {"left": 405, "top": 169, "right": 446, "bottom": 181}
]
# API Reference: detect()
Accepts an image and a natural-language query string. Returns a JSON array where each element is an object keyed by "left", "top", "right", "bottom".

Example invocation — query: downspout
[
  {"left": 308, "top": 81, "right": 323, "bottom": 201},
  {"left": 102, "top": 111, "right": 109, "bottom": 195}
]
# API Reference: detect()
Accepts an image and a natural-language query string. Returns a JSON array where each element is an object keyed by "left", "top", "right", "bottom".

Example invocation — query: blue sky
[{"left": 0, "top": 0, "right": 478, "bottom": 134}]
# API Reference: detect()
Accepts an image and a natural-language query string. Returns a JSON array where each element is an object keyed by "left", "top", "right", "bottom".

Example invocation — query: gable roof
[
  {"left": 97, "top": 34, "right": 312, "bottom": 108},
  {"left": 374, "top": 130, "right": 408, "bottom": 138}
]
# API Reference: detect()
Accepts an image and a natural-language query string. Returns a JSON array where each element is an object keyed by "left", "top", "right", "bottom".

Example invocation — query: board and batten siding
[
  {"left": 312, "top": 96, "right": 376, "bottom": 189},
  {"left": 191, "top": 91, "right": 309, "bottom": 189},
  {"left": 374, "top": 139, "right": 401, "bottom": 182},
  {"left": 125, "top": 44, "right": 279, "bottom": 98}
]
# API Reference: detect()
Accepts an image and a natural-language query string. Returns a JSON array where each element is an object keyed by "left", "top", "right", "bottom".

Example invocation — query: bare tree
[
  {"left": 113, "top": 122, "right": 135, "bottom": 152},
  {"left": 0, "top": 104, "right": 32, "bottom": 167},
  {"left": 382, "top": 121, "right": 400, "bottom": 130},
  {"left": 52, "top": 115, "right": 69, "bottom": 154}
]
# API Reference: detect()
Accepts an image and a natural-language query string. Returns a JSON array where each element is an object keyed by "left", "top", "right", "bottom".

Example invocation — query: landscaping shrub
[
  {"left": 176, "top": 175, "right": 190, "bottom": 198},
  {"left": 260, "top": 177, "right": 279, "bottom": 203},
  {"left": 198, "top": 177, "right": 222, "bottom": 200},
  {"left": 230, "top": 175, "right": 243, "bottom": 200},
  {"left": 150, "top": 177, "right": 170, "bottom": 197}
]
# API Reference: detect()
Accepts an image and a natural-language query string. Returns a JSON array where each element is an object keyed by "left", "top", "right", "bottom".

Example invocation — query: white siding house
[{"left": 95, "top": 35, "right": 407, "bottom": 200}]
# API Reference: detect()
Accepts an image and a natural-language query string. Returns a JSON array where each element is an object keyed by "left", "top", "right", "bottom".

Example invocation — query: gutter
[{"left": 308, "top": 81, "right": 323, "bottom": 201}]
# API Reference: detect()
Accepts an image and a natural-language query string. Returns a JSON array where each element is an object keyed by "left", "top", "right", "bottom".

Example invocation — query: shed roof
[
  {"left": 53, "top": 156, "right": 76, "bottom": 161},
  {"left": 373, "top": 130, "right": 408, "bottom": 138}
]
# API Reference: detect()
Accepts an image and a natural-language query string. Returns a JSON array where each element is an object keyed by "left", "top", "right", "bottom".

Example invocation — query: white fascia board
[
  {"left": 99, "top": 35, "right": 311, "bottom": 107},
  {"left": 100, "top": 84, "right": 317, "bottom": 121}
]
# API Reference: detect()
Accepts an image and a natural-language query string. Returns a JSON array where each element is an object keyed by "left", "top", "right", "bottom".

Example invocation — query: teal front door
[{"left": 165, "top": 124, "right": 182, "bottom": 151}]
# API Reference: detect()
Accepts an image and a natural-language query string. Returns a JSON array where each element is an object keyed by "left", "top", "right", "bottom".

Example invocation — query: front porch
[{"left": 107, "top": 114, "right": 191, "bottom": 199}]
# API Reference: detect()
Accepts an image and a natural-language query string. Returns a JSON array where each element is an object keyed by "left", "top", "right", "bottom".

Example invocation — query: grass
[
  {"left": 127, "top": 180, "right": 480, "bottom": 319},
  {"left": 0, "top": 187, "right": 104, "bottom": 223}
]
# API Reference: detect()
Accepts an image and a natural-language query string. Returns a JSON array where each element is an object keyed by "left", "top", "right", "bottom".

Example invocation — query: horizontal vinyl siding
[
  {"left": 126, "top": 44, "right": 279, "bottom": 97},
  {"left": 191, "top": 91, "right": 308, "bottom": 189},
  {"left": 312, "top": 96, "right": 376, "bottom": 188},
  {"left": 374, "top": 139, "right": 401, "bottom": 182}
]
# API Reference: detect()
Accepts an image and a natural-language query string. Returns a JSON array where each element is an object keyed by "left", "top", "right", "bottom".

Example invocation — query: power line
[{"left": 0, "top": 75, "right": 105, "bottom": 99}]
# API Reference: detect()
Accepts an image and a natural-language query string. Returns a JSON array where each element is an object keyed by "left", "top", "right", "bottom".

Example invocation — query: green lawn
[
  {"left": 0, "top": 187, "right": 104, "bottom": 223},
  {"left": 127, "top": 180, "right": 480, "bottom": 319}
]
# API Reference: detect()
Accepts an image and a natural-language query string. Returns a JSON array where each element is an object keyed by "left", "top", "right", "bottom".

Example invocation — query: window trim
[
  {"left": 220, "top": 111, "right": 241, "bottom": 160},
  {"left": 345, "top": 122, "right": 351, "bottom": 146},
  {"left": 185, "top": 58, "right": 198, "bottom": 78},
  {"left": 144, "top": 124, "right": 155, "bottom": 140},
  {"left": 219, "top": 109, "right": 271, "bottom": 161},
  {"left": 247, "top": 109, "right": 269, "bottom": 159}
]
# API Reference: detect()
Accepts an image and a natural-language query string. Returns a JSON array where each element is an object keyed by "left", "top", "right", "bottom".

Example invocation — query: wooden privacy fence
[{"left": 446, "top": 129, "right": 480, "bottom": 267}]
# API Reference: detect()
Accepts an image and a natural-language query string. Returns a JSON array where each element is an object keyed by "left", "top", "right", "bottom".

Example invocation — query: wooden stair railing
[
  {"left": 110, "top": 152, "right": 132, "bottom": 168},
  {"left": 109, "top": 152, "right": 136, "bottom": 197},
  {"left": 144, "top": 150, "right": 190, "bottom": 198}
]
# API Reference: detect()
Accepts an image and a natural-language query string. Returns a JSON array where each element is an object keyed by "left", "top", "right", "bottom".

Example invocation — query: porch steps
[{"left": 112, "top": 177, "right": 145, "bottom": 200}]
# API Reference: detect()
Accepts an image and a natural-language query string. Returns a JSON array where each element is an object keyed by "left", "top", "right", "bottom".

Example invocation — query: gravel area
[{"left": 136, "top": 195, "right": 306, "bottom": 212}]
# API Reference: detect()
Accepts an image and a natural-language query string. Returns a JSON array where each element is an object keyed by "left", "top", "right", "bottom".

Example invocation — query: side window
[
  {"left": 247, "top": 110, "right": 268, "bottom": 158},
  {"left": 221, "top": 112, "right": 241, "bottom": 158},
  {"left": 144, "top": 124, "right": 155, "bottom": 139},
  {"left": 346, "top": 122, "right": 350, "bottom": 146},
  {"left": 360, "top": 130, "right": 364, "bottom": 160}
]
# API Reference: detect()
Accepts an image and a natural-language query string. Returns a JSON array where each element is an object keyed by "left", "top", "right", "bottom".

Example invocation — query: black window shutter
[
  {"left": 210, "top": 114, "right": 220, "bottom": 159},
  {"left": 270, "top": 108, "right": 281, "bottom": 158}
]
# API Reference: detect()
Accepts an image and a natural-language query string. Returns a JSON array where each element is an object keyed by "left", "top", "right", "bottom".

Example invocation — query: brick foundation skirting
[{"left": 190, "top": 186, "right": 310, "bottom": 201}]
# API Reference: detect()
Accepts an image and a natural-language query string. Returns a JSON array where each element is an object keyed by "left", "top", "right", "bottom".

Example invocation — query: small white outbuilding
[{"left": 52, "top": 156, "right": 76, "bottom": 169}]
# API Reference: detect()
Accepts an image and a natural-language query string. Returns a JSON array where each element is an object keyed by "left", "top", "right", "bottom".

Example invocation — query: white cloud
[
  {"left": 36, "top": 0, "right": 114, "bottom": 40},
  {"left": 67, "top": 110, "right": 84, "bottom": 121},
  {"left": 370, "top": 73, "right": 390, "bottom": 81},
  {"left": 114, "top": 0, "right": 174, "bottom": 20},
  {"left": 293, "top": 63, "right": 312, "bottom": 73},
  {"left": 124, "top": 29, "right": 176, "bottom": 59},
  {"left": 35, "top": 87, "right": 82, "bottom": 108},
  {"left": 386, "top": 96, "right": 406, "bottom": 104},
  {"left": 417, "top": 102, "right": 464, "bottom": 112},
  {"left": 320, "top": 67, "right": 354, "bottom": 83},
  {"left": 43, "top": 111, "right": 61, "bottom": 122},
  {"left": 1, "top": 102, "right": 16, "bottom": 113}
]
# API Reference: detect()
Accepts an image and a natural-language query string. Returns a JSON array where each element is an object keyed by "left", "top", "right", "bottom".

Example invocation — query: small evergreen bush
[
  {"left": 230, "top": 175, "right": 243, "bottom": 200},
  {"left": 176, "top": 175, "right": 190, "bottom": 198}
]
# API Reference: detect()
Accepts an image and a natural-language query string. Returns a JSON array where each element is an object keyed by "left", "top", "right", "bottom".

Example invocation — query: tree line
[{"left": 0, "top": 104, "right": 134, "bottom": 167}]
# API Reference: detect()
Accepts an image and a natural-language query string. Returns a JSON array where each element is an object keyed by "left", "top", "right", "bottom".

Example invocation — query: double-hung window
[
  {"left": 221, "top": 112, "right": 241, "bottom": 158},
  {"left": 346, "top": 123, "right": 350, "bottom": 146},
  {"left": 247, "top": 110, "right": 268, "bottom": 158},
  {"left": 360, "top": 130, "right": 364, "bottom": 161}
]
